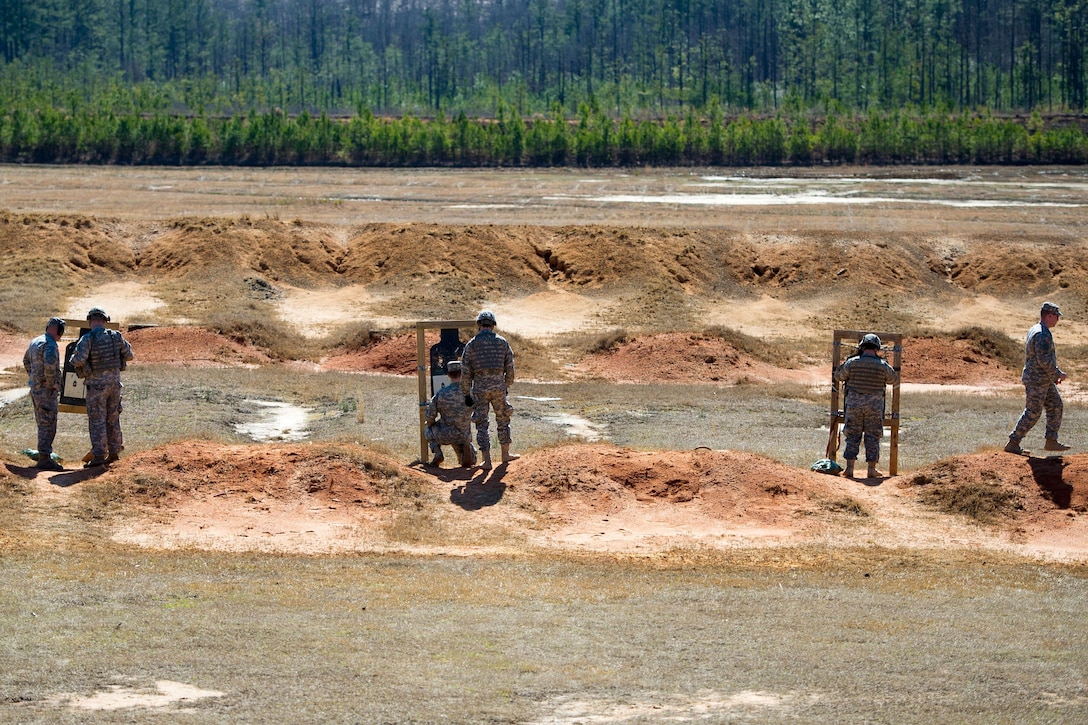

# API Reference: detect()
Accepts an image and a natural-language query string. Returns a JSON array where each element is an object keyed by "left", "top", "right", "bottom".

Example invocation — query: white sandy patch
[
  {"left": 48, "top": 680, "right": 225, "bottom": 712},
  {"left": 703, "top": 295, "right": 827, "bottom": 340},
  {"left": 65, "top": 281, "right": 167, "bottom": 325},
  {"left": 273, "top": 284, "right": 399, "bottom": 338},
  {"left": 490, "top": 289, "right": 609, "bottom": 338},
  {"left": 527, "top": 689, "right": 812, "bottom": 724}
]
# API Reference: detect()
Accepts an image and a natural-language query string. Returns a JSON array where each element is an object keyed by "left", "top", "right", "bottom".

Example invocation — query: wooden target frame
[
  {"left": 415, "top": 320, "right": 477, "bottom": 463},
  {"left": 827, "top": 330, "right": 903, "bottom": 475}
]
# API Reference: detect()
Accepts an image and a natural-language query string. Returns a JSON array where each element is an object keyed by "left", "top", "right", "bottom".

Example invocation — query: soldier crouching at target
[
  {"left": 833, "top": 333, "right": 899, "bottom": 479},
  {"left": 460, "top": 309, "right": 518, "bottom": 470},
  {"left": 70, "top": 307, "right": 134, "bottom": 468},
  {"left": 424, "top": 360, "right": 476, "bottom": 468}
]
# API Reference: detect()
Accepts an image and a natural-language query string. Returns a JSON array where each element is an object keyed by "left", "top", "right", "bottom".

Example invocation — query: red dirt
[{"left": 126, "top": 326, "right": 273, "bottom": 368}]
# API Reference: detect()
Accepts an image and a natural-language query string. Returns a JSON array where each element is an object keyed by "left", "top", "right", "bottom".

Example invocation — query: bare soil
[{"left": 3, "top": 165, "right": 1088, "bottom": 562}]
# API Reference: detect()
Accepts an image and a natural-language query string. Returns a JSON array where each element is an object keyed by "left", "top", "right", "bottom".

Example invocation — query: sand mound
[
  {"left": 900, "top": 336, "right": 1018, "bottom": 385},
  {"left": 900, "top": 451, "right": 1088, "bottom": 555},
  {"left": 507, "top": 444, "right": 844, "bottom": 522},
  {"left": 126, "top": 326, "right": 273, "bottom": 367},
  {"left": 574, "top": 332, "right": 816, "bottom": 384},
  {"left": 320, "top": 332, "right": 418, "bottom": 375}
]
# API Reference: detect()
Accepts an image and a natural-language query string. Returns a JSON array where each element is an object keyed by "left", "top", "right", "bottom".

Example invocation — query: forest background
[{"left": 2, "top": 0, "right": 1087, "bottom": 166}]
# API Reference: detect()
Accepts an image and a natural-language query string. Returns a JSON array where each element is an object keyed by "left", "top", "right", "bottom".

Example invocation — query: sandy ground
[{"left": 3, "top": 165, "right": 1088, "bottom": 562}]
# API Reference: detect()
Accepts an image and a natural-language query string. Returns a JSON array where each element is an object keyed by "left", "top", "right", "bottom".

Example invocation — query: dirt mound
[
  {"left": 941, "top": 240, "right": 1088, "bottom": 293},
  {"left": 321, "top": 332, "right": 418, "bottom": 374},
  {"left": 902, "top": 336, "right": 1018, "bottom": 384},
  {"left": 507, "top": 444, "right": 845, "bottom": 521},
  {"left": 126, "top": 326, "right": 273, "bottom": 367},
  {"left": 901, "top": 452, "right": 1088, "bottom": 549},
  {"left": 104, "top": 441, "right": 402, "bottom": 507},
  {"left": 574, "top": 332, "right": 817, "bottom": 384}
]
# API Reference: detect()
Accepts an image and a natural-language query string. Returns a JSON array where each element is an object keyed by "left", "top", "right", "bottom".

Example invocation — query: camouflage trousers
[
  {"left": 85, "top": 380, "right": 124, "bottom": 460},
  {"left": 1010, "top": 382, "right": 1062, "bottom": 443},
  {"left": 842, "top": 393, "right": 885, "bottom": 463},
  {"left": 471, "top": 385, "right": 513, "bottom": 450},
  {"left": 30, "top": 388, "right": 59, "bottom": 458},
  {"left": 425, "top": 421, "right": 472, "bottom": 454}
]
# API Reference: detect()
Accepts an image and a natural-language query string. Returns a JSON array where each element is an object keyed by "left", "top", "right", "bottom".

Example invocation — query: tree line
[
  {"left": 2, "top": 103, "right": 1085, "bottom": 166},
  {"left": 1, "top": 0, "right": 1086, "bottom": 118}
]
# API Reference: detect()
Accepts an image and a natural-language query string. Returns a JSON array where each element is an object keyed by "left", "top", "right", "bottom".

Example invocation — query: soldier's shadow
[
  {"left": 1027, "top": 456, "right": 1072, "bottom": 508},
  {"left": 4, "top": 462, "right": 106, "bottom": 487},
  {"left": 448, "top": 465, "right": 508, "bottom": 511}
]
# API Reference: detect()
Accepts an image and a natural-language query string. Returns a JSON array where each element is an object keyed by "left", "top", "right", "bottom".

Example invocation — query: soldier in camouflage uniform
[
  {"left": 70, "top": 307, "right": 134, "bottom": 468},
  {"left": 833, "top": 333, "right": 899, "bottom": 479},
  {"left": 424, "top": 360, "right": 476, "bottom": 468},
  {"left": 460, "top": 310, "right": 517, "bottom": 470},
  {"left": 23, "top": 317, "right": 67, "bottom": 471},
  {"left": 1005, "top": 302, "right": 1070, "bottom": 455}
]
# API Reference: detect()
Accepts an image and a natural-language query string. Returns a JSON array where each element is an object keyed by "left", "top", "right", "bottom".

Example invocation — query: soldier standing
[
  {"left": 1005, "top": 302, "right": 1070, "bottom": 455},
  {"left": 70, "top": 307, "right": 134, "bottom": 468},
  {"left": 460, "top": 310, "right": 518, "bottom": 470},
  {"left": 834, "top": 333, "right": 899, "bottom": 479},
  {"left": 424, "top": 360, "right": 476, "bottom": 468},
  {"left": 23, "top": 317, "right": 67, "bottom": 472}
]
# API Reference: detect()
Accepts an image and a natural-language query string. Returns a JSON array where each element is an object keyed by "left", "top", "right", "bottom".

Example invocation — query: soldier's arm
[
  {"left": 42, "top": 343, "right": 60, "bottom": 389},
  {"left": 504, "top": 344, "right": 515, "bottom": 386}
]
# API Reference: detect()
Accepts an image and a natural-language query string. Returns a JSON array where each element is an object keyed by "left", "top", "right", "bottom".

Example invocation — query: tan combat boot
[
  {"left": 501, "top": 443, "right": 520, "bottom": 463},
  {"left": 480, "top": 448, "right": 492, "bottom": 471},
  {"left": 843, "top": 460, "right": 855, "bottom": 478},
  {"left": 867, "top": 463, "right": 883, "bottom": 478},
  {"left": 1044, "top": 439, "right": 1071, "bottom": 452},
  {"left": 429, "top": 449, "right": 444, "bottom": 467}
]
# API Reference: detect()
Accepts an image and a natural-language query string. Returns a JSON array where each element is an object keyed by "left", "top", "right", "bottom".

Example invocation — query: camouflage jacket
[
  {"left": 460, "top": 329, "right": 515, "bottom": 393},
  {"left": 1022, "top": 322, "right": 1063, "bottom": 385},
  {"left": 23, "top": 333, "right": 61, "bottom": 392}
]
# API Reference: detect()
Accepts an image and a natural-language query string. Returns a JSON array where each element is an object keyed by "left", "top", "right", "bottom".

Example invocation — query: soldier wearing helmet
[
  {"left": 833, "top": 333, "right": 898, "bottom": 479},
  {"left": 1005, "top": 302, "right": 1070, "bottom": 455},
  {"left": 459, "top": 309, "right": 518, "bottom": 470},
  {"left": 22, "top": 317, "right": 67, "bottom": 471},
  {"left": 424, "top": 360, "right": 476, "bottom": 468},
  {"left": 70, "top": 307, "right": 134, "bottom": 468}
]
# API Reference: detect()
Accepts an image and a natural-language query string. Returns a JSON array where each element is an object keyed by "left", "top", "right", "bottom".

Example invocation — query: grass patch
[
  {"left": 816, "top": 495, "right": 871, "bottom": 517},
  {"left": 914, "top": 476, "right": 1023, "bottom": 523}
]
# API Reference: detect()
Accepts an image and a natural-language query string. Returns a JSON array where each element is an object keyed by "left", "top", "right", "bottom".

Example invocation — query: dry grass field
[{"left": 2, "top": 164, "right": 1088, "bottom": 722}]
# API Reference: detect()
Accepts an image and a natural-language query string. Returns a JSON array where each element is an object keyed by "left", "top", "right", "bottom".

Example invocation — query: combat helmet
[
  {"left": 860, "top": 333, "right": 882, "bottom": 350},
  {"left": 476, "top": 309, "right": 497, "bottom": 326},
  {"left": 87, "top": 307, "right": 110, "bottom": 322}
]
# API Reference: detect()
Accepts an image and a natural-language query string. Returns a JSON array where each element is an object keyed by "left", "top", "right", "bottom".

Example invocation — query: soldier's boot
[
  {"left": 1004, "top": 438, "right": 1023, "bottom": 454},
  {"left": 480, "top": 448, "right": 493, "bottom": 471},
  {"left": 36, "top": 457, "right": 65, "bottom": 472},
  {"left": 843, "top": 460, "right": 855, "bottom": 478},
  {"left": 1044, "top": 438, "right": 1071, "bottom": 452},
  {"left": 429, "top": 449, "right": 445, "bottom": 467},
  {"left": 867, "top": 463, "right": 883, "bottom": 478},
  {"left": 105, "top": 446, "right": 124, "bottom": 464},
  {"left": 460, "top": 443, "right": 477, "bottom": 468},
  {"left": 501, "top": 443, "right": 520, "bottom": 463}
]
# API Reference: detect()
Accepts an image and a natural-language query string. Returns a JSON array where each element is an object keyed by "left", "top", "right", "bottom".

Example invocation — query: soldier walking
[
  {"left": 1006, "top": 302, "right": 1070, "bottom": 454},
  {"left": 23, "top": 317, "right": 67, "bottom": 472},
  {"left": 424, "top": 360, "right": 476, "bottom": 468},
  {"left": 834, "top": 333, "right": 899, "bottom": 479},
  {"left": 460, "top": 310, "right": 518, "bottom": 470},
  {"left": 70, "top": 307, "right": 134, "bottom": 468}
]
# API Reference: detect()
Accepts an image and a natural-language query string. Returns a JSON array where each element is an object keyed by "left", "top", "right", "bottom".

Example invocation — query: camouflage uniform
[
  {"left": 834, "top": 351, "right": 899, "bottom": 463},
  {"left": 460, "top": 328, "right": 515, "bottom": 451},
  {"left": 425, "top": 381, "right": 473, "bottom": 460},
  {"left": 1010, "top": 321, "right": 1064, "bottom": 445},
  {"left": 70, "top": 326, "right": 134, "bottom": 461},
  {"left": 23, "top": 332, "right": 62, "bottom": 459}
]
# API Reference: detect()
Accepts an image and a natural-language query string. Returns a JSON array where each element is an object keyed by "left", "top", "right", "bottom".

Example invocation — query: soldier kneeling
[{"left": 424, "top": 360, "right": 476, "bottom": 468}]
